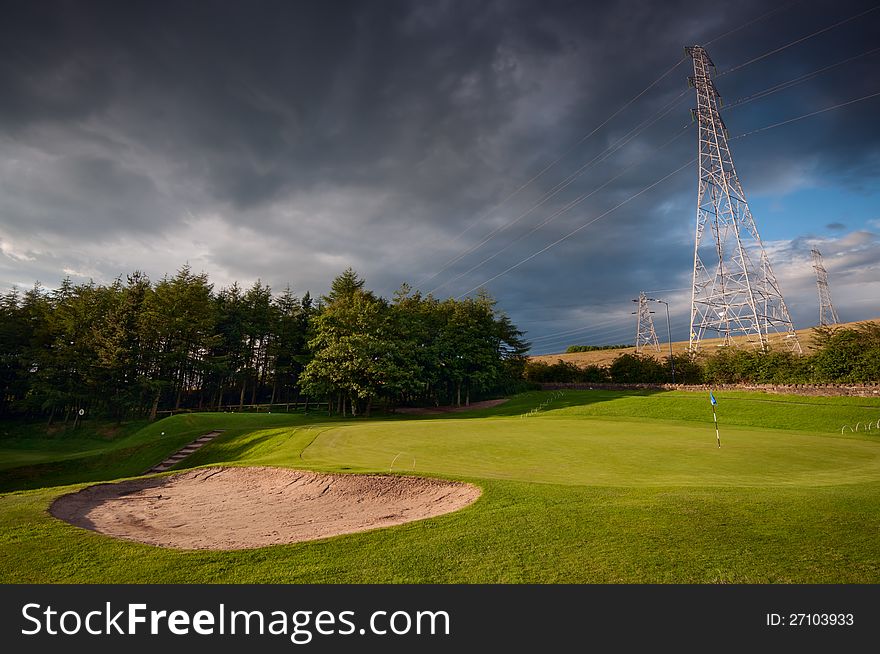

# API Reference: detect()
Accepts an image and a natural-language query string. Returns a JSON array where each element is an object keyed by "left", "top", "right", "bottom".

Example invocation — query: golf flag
[{"left": 710, "top": 391, "right": 720, "bottom": 447}]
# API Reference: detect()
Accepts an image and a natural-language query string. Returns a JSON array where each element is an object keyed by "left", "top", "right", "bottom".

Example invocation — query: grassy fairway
[{"left": 1, "top": 390, "right": 879, "bottom": 583}]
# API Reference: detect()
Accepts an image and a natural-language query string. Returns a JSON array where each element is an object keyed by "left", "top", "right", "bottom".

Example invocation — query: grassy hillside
[
  {"left": 529, "top": 318, "right": 880, "bottom": 367},
  {"left": 0, "top": 412, "right": 329, "bottom": 492},
  {"left": 1, "top": 390, "right": 879, "bottom": 583}
]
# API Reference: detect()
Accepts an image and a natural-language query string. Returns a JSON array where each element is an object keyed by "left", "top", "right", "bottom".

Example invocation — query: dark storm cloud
[
  {"left": 1, "top": 0, "right": 878, "bottom": 349},
  {"left": 2, "top": 0, "right": 552, "bottom": 211},
  {"left": 0, "top": 140, "right": 176, "bottom": 239}
]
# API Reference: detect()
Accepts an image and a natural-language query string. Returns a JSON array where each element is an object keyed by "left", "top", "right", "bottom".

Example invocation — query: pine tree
[{"left": 323, "top": 268, "right": 368, "bottom": 305}]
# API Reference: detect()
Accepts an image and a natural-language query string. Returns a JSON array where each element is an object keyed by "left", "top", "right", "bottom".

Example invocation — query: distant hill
[{"left": 529, "top": 318, "right": 880, "bottom": 368}]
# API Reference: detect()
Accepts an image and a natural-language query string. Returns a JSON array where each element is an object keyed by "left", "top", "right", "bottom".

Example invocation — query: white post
[{"left": 713, "top": 406, "right": 720, "bottom": 448}]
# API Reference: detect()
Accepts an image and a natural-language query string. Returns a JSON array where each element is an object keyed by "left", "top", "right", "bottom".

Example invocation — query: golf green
[{"left": 1, "top": 390, "right": 878, "bottom": 583}]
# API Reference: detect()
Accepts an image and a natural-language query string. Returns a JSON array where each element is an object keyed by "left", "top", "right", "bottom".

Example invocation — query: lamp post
[{"left": 648, "top": 297, "right": 675, "bottom": 383}]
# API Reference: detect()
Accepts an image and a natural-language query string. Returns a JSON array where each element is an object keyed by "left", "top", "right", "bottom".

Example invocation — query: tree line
[
  {"left": 564, "top": 343, "right": 632, "bottom": 353},
  {"left": 0, "top": 267, "right": 529, "bottom": 422},
  {"left": 525, "top": 322, "right": 880, "bottom": 385}
]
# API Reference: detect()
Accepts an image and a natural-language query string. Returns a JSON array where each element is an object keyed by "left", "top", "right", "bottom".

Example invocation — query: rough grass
[{"left": 1, "top": 390, "right": 878, "bottom": 583}]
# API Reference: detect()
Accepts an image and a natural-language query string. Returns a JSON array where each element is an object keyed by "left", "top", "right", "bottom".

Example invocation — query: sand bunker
[{"left": 49, "top": 466, "right": 481, "bottom": 550}]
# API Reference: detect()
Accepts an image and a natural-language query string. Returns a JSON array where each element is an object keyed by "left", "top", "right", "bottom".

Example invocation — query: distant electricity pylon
[
  {"left": 810, "top": 247, "right": 840, "bottom": 326},
  {"left": 633, "top": 292, "right": 661, "bottom": 353},
  {"left": 685, "top": 46, "right": 801, "bottom": 354}
]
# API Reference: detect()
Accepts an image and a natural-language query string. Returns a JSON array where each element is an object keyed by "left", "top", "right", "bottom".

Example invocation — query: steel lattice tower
[
  {"left": 685, "top": 46, "right": 801, "bottom": 353},
  {"left": 811, "top": 247, "right": 840, "bottom": 326},
  {"left": 633, "top": 292, "right": 661, "bottom": 353}
]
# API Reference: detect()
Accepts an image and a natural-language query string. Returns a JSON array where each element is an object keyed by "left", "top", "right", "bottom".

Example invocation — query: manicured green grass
[
  {"left": 0, "top": 419, "right": 150, "bottom": 470},
  {"left": 0, "top": 412, "right": 328, "bottom": 492},
  {"left": 1, "top": 390, "right": 879, "bottom": 583},
  {"left": 299, "top": 418, "right": 880, "bottom": 487},
  {"left": 478, "top": 389, "right": 880, "bottom": 433}
]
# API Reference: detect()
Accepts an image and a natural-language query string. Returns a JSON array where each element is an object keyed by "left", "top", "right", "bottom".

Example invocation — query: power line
[
  {"left": 432, "top": 124, "right": 692, "bottom": 294},
  {"left": 424, "top": 0, "right": 880, "bottom": 286},
  {"left": 731, "top": 90, "right": 880, "bottom": 140},
  {"left": 643, "top": 287, "right": 690, "bottom": 295},
  {"left": 718, "top": 4, "right": 880, "bottom": 77},
  {"left": 514, "top": 303, "right": 638, "bottom": 319},
  {"left": 529, "top": 66, "right": 880, "bottom": 348},
  {"left": 533, "top": 325, "right": 633, "bottom": 347},
  {"left": 421, "top": 2, "right": 870, "bottom": 291},
  {"left": 431, "top": 5, "right": 878, "bottom": 317},
  {"left": 414, "top": 56, "right": 688, "bottom": 287},
  {"left": 533, "top": 324, "right": 640, "bottom": 350},
  {"left": 420, "top": 88, "right": 690, "bottom": 291},
  {"left": 552, "top": 65, "right": 880, "bottom": 356},
  {"left": 527, "top": 310, "right": 693, "bottom": 340},
  {"left": 725, "top": 45, "right": 880, "bottom": 110},
  {"left": 533, "top": 317, "right": 695, "bottom": 352},
  {"left": 526, "top": 314, "right": 633, "bottom": 342},
  {"left": 521, "top": 52, "right": 880, "bottom": 309},
  {"left": 703, "top": 0, "right": 803, "bottom": 47},
  {"left": 456, "top": 158, "right": 695, "bottom": 299},
  {"left": 530, "top": 314, "right": 639, "bottom": 335}
]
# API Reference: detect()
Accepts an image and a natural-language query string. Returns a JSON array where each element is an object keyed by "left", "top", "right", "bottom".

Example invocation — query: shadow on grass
[
  {"left": 0, "top": 432, "right": 197, "bottom": 493},
  {"left": 171, "top": 430, "right": 284, "bottom": 470},
  {"left": 48, "top": 474, "right": 174, "bottom": 533},
  {"left": 388, "top": 388, "right": 667, "bottom": 420}
]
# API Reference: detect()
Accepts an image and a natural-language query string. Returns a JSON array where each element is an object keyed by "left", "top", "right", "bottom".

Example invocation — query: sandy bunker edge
[{"left": 49, "top": 466, "right": 482, "bottom": 551}]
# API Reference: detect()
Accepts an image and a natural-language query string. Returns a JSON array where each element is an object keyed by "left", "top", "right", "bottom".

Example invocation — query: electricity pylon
[
  {"left": 811, "top": 247, "right": 840, "bottom": 326},
  {"left": 685, "top": 45, "right": 801, "bottom": 353},
  {"left": 633, "top": 292, "right": 661, "bottom": 353}
]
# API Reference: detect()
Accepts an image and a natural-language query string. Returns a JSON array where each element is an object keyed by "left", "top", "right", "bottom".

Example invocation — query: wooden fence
[{"left": 155, "top": 401, "right": 330, "bottom": 417}]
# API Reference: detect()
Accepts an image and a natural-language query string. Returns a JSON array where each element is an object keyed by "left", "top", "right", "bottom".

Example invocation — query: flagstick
[{"left": 713, "top": 405, "right": 720, "bottom": 448}]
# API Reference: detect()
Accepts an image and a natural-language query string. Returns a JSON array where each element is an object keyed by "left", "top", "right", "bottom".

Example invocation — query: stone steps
[{"left": 146, "top": 430, "right": 225, "bottom": 474}]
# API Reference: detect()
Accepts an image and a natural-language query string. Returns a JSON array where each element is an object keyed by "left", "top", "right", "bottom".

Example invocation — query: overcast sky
[{"left": 2, "top": 0, "right": 878, "bottom": 353}]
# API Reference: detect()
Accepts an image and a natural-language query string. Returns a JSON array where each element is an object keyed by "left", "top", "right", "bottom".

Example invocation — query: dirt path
[{"left": 50, "top": 466, "right": 481, "bottom": 550}]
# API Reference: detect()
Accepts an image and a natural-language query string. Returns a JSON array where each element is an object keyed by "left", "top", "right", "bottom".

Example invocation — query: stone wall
[{"left": 539, "top": 382, "right": 880, "bottom": 398}]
